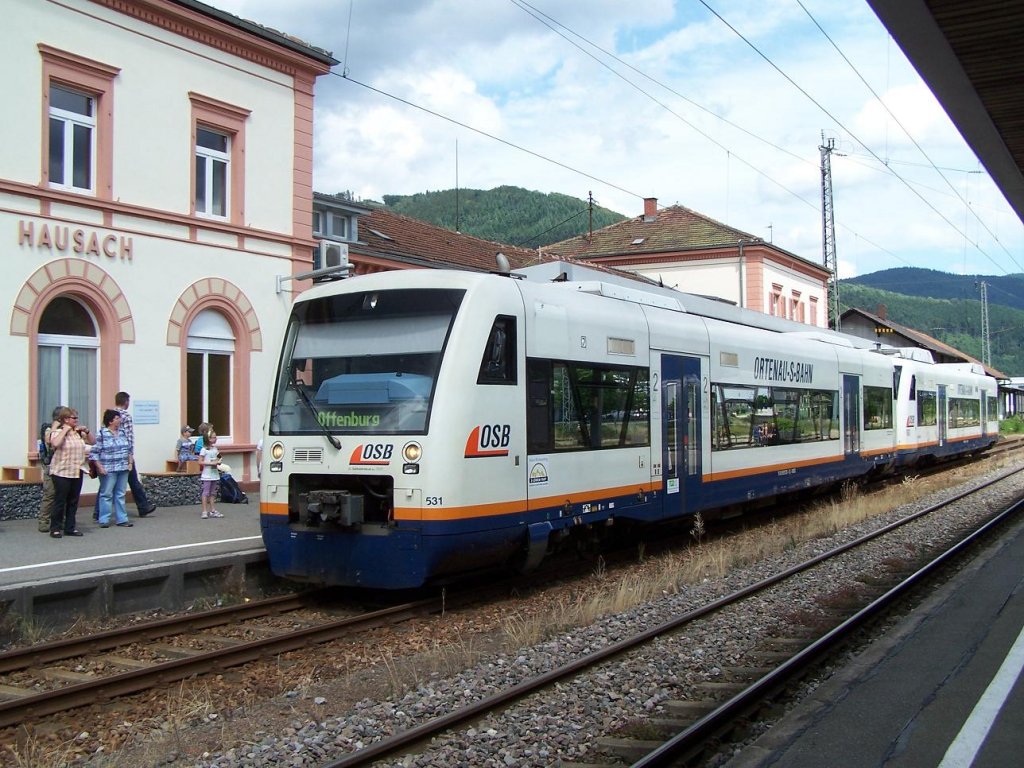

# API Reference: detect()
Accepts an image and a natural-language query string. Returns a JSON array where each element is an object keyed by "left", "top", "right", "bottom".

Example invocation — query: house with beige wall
[
  {"left": 542, "top": 198, "right": 832, "bottom": 328},
  {"left": 2, "top": 0, "right": 334, "bottom": 483}
]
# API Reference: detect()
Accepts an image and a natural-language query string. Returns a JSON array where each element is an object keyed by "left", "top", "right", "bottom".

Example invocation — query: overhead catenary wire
[
  {"left": 697, "top": 0, "right": 1015, "bottom": 276},
  {"left": 507, "top": 0, "right": 1012, "bottom": 276},
  {"left": 509, "top": 0, "right": 810, "bottom": 167},
  {"left": 512, "top": 208, "right": 589, "bottom": 248},
  {"left": 506, "top": 0, "right": 827, "bottom": 217},
  {"left": 333, "top": 73, "right": 645, "bottom": 203},
  {"left": 796, "top": 0, "right": 1021, "bottom": 272},
  {"left": 329, "top": 3, "right": 1017, "bottom": 278}
]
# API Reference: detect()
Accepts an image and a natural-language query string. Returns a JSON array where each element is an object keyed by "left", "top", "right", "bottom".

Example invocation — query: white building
[
  {"left": 2, "top": 0, "right": 335, "bottom": 483},
  {"left": 543, "top": 199, "right": 832, "bottom": 328}
]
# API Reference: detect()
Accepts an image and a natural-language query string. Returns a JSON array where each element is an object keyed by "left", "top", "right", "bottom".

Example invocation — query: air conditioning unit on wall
[{"left": 321, "top": 241, "right": 350, "bottom": 268}]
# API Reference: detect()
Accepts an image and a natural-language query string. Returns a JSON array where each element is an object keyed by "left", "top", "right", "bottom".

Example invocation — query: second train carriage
[
  {"left": 260, "top": 262, "right": 998, "bottom": 589},
  {"left": 892, "top": 351, "right": 999, "bottom": 467}
]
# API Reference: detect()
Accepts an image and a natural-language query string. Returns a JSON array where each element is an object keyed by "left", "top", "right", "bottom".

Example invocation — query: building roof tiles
[{"left": 356, "top": 207, "right": 545, "bottom": 272}]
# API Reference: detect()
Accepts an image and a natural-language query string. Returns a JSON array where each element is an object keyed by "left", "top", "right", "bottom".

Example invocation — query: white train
[{"left": 259, "top": 261, "right": 998, "bottom": 588}]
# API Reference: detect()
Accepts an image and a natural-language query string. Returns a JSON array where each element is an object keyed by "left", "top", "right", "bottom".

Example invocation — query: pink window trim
[
  {"left": 39, "top": 44, "right": 120, "bottom": 199},
  {"left": 19, "top": 260, "right": 130, "bottom": 459},
  {"left": 168, "top": 279, "right": 262, "bottom": 447},
  {"left": 189, "top": 92, "right": 250, "bottom": 224}
]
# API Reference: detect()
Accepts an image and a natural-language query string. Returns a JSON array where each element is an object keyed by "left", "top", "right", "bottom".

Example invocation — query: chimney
[
  {"left": 643, "top": 197, "right": 658, "bottom": 221},
  {"left": 877, "top": 304, "right": 887, "bottom": 320}
]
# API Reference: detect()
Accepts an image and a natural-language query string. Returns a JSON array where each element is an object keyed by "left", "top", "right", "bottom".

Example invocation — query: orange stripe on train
[
  {"left": 395, "top": 481, "right": 661, "bottom": 521},
  {"left": 704, "top": 454, "right": 842, "bottom": 482},
  {"left": 261, "top": 501, "right": 288, "bottom": 516}
]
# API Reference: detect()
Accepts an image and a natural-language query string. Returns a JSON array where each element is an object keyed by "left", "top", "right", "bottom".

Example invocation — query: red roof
[
  {"left": 540, "top": 204, "right": 827, "bottom": 282},
  {"left": 541, "top": 204, "right": 760, "bottom": 258},
  {"left": 354, "top": 207, "right": 543, "bottom": 272}
]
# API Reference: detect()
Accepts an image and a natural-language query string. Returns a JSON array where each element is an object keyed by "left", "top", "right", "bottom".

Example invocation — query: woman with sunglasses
[{"left": 48, "top": 406, "right": 96, "bottom": 538}]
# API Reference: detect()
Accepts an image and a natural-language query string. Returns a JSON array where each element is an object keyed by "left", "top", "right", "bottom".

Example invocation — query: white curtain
[
  {"left": 69, "top": 347, "right": 97, "bottom": 429},
  {"left": 37, "top": 346, "right": 61, "bottom": 426}
]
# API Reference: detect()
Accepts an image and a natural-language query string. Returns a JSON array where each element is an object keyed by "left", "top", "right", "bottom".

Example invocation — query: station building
[
  {"left": 542, "top": 198, "right": 832, "bottom": 328},
  {"left": 1, "top": 0, "right": 335, "bottom": 486}
]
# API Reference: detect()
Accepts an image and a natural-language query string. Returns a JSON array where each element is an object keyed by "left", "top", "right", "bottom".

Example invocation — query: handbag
[{"left": 88, "top": 459, "right": 100, "bottom": 479}]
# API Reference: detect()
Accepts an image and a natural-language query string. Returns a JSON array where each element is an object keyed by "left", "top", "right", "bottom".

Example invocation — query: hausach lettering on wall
[
  {"left": 17, "top": 219, "right": 133, "bottom": 261},
  {"left": 752, "top": 356, "right": 814, "bottom": 384}
]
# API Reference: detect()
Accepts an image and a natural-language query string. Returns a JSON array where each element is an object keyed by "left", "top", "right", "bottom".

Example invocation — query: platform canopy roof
[{"left": 867, "top": 0, "right": 1024, "bottom": 225}]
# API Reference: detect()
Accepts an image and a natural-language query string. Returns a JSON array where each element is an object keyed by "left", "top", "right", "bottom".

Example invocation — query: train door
[
  {"left": 843, "top": 375, "right": 860, "bottom": 454},
  {"left": 981, "top": 392, "right": 989, "bottom": 438},
  {"left": 938, "top": 385, "right": 948, "bottom": 446},
  {"left": 661, "top": 354, "right": 702, "bottom": 518}
]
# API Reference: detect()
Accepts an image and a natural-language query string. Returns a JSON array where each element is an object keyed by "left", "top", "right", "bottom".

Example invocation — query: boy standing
[{"left": 175, "top": 425, "right": 197, "bottom": 471}]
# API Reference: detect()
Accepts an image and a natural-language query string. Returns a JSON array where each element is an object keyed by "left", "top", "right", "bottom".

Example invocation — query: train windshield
[{"left": 269, "top": 288, "right": 465, "bottom": 435}]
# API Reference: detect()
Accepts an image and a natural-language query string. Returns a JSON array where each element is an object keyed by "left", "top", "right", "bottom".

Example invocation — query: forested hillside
[
  {"left": 845, "top": 267, "right": 1024, "bottom": 311},
  {"left": 382, "top": 186, "right": 626, "bottom": 247},
  {"left": 839, "top": 282, "right": 1024, "bottom": 376}
]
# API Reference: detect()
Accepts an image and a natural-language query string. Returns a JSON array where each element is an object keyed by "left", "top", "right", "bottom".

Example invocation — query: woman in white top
[{"left": 199, "top": 430, "right": 223, "bottom": 519}]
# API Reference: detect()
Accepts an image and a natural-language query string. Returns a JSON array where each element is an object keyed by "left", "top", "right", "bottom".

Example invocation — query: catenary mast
[{"left": 820, "top": 133, "right": 841, "bottom": 330}]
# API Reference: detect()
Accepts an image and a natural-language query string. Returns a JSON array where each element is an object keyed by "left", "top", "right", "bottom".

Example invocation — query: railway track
[
  {"left": 312, "top": 462, "right": 1024, "bottom": 768},
  {"left": 622, "top": 481, "right": 1024, "bottom": 767},
  {"left": 0, "top": 591, "right": 443, "bottom": 728},
  {"left": 2, "top": 440, "right": 1020, "bottom": 763}
]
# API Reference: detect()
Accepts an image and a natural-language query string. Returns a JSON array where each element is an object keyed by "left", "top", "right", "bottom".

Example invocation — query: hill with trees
[
  {"left": 844, "top": 267, "right": 1024, "bottom": 312},
  {"left": 382, "top": 186, "right": 627, "bottom": 247},
  {"left": 838, "top": 281, "right": 1024, "bottom": 376}
]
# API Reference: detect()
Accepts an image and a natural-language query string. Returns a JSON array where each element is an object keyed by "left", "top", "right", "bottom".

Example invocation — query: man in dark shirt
[{"left": 114, "top": 391, "right": 157, "bottom": 517}]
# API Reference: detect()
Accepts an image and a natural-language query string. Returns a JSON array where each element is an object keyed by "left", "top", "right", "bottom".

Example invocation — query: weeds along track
[
  {"left": 0, "top": 591, "right": 444, "bottom": 728},
  {"left": 315, "top": 464, "right": 1024, "bottom": 768}
]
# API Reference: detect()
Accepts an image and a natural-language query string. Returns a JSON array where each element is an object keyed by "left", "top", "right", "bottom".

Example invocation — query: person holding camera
[{"left": 48, "top": 406, "right": 96, "bottom": 538}]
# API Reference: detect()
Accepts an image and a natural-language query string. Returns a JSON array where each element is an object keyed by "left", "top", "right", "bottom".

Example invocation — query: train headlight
[
  {"left": 271, "top": 442, "right": 284, "bottom": 460},
  {"left": 402, "top": 441, "right": 422, "bottom": 463}
]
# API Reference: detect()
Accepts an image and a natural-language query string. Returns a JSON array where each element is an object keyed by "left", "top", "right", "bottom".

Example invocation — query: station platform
[
  {"left": 729, "top": 512, "right": 1024, "bottom": 768},
  {"left": 0, "top": 498, "right": 271, "bottom": 631}
]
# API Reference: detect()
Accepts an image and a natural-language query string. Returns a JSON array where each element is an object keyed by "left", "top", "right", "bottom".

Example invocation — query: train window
[
  {"left": 917, "top": 390, "right": 937, "bottom": 426},
  {"left": 792, "top": 390, "right": 839, "bottom": 442},
  {"left": 268, "top": 288, "right": 464, "bottom": 435},
  {"left": 478, "top": 316, "right": 517, "bottom": 384},
  {"left": 863, "top": 386, "right": 894, "bottom": 430},
  {"left": 710, "top": 384, "right": 838, "bottom": 450},
  {"left": 987, "top": 396, "right": 998, "bottom": 422},
  {"left": 948, "top": 397, "right": 981, "bottom": 428},
  {"left": 908, "top": 374, "right": 917, "bottom": 401},
  {"left": 526, "top": 358, "right": 649, "bottom": 452},
  {"left": 526, "top": 359, "right": 552, "bottom": 452}
]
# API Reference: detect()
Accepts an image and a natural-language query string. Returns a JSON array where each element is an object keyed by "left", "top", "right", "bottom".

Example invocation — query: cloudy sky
[{"left": 212, "top": 0, "right": 1023, "bottom": 280}]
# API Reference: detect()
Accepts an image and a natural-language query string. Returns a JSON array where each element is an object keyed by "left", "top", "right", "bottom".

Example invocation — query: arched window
[
  {"left": 187, "top": 309, "right": 234, "bottom": 440},
  {"left": 37, "top": 296, "right": 99, "bottom": 429}
]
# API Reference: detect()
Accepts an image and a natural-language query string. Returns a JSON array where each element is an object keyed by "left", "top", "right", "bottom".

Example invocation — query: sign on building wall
[{"left": 133, "top": 400, "right": 160, "bottom": 425}]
